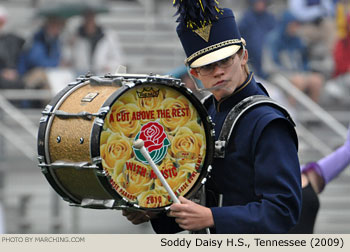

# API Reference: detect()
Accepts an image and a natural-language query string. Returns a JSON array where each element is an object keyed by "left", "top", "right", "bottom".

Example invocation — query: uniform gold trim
[{"left": 186, "top": 39, "right": 242, "bottom": 64}]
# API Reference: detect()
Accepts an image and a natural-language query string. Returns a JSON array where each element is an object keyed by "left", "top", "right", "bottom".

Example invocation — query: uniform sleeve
[{"left": 211, "top": 118, "right": 302, "bottom": 233}]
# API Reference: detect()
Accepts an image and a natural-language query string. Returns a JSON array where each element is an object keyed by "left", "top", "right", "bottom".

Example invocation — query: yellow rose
[
  {"left": 155, "top": 159, "right": 197, "bottom": 195},
  {"left": 119, "top": 90, "right": 137, "bottom": 104},
  {"left": 183, "top": 120, "right": 206, "bottom": 157},
  {"left": 105, "top": 101, "right": 141, "bottom": 137},
  {"left": 100, "top": 132, "right": 133, "bottom": 175},
  {"left": 100, "top": 131, "right": 111, "bottom": 145},
  {"left": 137, "top": 188, "right": 170, "bottom": 208},
  {"left": 116, "top": 159, "right": 153, "bottom": 197},
  {"left": 160, "top": 96, "right": 194, "bottom": 133},
  {"left": 170, "top": 127, "right": 204, "bottom": 164},
  {"left": 164, "top": 88, "right": 181, "bottom": 99}
]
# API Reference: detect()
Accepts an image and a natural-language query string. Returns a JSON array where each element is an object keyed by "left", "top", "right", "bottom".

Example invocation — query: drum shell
[{"left": 38, "top": 81, "right": 121, "bottom": 204}]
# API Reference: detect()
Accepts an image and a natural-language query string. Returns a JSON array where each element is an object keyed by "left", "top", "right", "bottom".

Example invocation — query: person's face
[
  {"left": 46, "top": 19, "right": 65, "bottom": 38},
  {"left": 190, "top": 49, "right": 248, "bottom": 101},
  {"left": 253, "top": 0, "right": 267, "bottom": 13},
  {"left": 0, "top": 19, "right": 5, "bottom": 30},
  {"left": 83, "top": 12, "right": 97, "bottom": 35},
  {"left": 286, "top": 21, "right": 300, "bottom": 37}
]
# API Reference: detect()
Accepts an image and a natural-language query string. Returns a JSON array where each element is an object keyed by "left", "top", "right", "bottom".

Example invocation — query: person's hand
[
  {"left": 122, "top": 209, "right": 152, "bottom": 225},
  {"left": 167, "top": 196, "right": 214, "bottom": 231}
]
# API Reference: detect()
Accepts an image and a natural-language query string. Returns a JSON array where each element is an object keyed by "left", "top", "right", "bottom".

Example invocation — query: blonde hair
[{"left": 237, "top": 46, "right": 250, "bottom": 75}]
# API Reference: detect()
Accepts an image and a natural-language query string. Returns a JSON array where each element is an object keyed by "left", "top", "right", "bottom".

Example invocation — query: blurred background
[{"left": 0, "top": 0, "right": 349, "bottom": 234}]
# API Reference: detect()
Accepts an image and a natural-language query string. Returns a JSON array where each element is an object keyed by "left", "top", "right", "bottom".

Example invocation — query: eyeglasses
[{"left": 195, "top": 55, "right": 235, "bottom": 76}]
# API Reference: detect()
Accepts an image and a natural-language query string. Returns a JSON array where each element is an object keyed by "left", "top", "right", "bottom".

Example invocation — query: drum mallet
[{"left": 133, "top": 139, "right": 180, "bottom": 204}]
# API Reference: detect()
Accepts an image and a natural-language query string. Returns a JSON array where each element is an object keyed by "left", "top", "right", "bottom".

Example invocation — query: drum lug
[
  {"left": 38, "top": 156, "right": 49, "bottom": 174},
  {"left": 123, "top": 81, "right": 135, "bottom": 88},
  {"left": 206, "top": 115, "right": 215, "bottom": 125},
  {"left": 207, "top": 165, "right": 212, "bottom": 173},
  {"left": 132, "top": 204, "right": 141, "bottom": 209},
  {"left": 98, "top": 106, "right": 110, "bottom": 116},
  {"left": 210, "top": 129, "right": 215, "bottom": 137},
  {"left": 184, "top": 86, "right": 193, "bottom": 93},
  {"left": 94, "top": 118, "right": 105, "bottom": 127},
  {"left": 38, "top": 162, "right": 49, "bottom": 174},
  {"left": 40, "top": 105, "right": 53, "bottom": 123},
  {"left": 37, "top": 155, "right": 45, "bottom": 163},
  {"left": 95, "top": 169, "right": 107, "bottom": 177},
  {"left": 92, "top": 156, "right": 102, "bottom": 164},
  {"left": 89, "top": 76, "right": 124, "bottom": 86},
  {"left": 40, "top": 166, "right": 49, "bottom": 174},
  {"left": 80, "top": 199, "right": 115, "bottom": 209},
  {"left": 201, "top": 177, "right": 207, "bottom": 185},
  {"left": 41, "top": 104, "right": 53, "bottom": 114},
  {"left": 68, "top": 80, "right": 84, "bottom": 86},
  {"left": 214, "top": 140, "right": 226, "bottom": 158}
]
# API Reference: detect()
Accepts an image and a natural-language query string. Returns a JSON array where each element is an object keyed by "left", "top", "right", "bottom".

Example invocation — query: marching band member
[{"left": 123, "top": 0, "right": 301, "bottom": 233}]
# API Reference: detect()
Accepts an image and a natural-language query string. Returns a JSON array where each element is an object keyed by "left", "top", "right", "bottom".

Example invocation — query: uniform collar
[{"left": 215, "top": 72, "right": 257, "bottom": 112}]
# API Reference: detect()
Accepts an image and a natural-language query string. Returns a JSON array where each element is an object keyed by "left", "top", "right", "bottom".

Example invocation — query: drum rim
[
  {"left": 91, "top": 78, "right": 215, "bottom": 211},
  {"left": 38, "top": 80, "right": 87, "bottom": 204}
]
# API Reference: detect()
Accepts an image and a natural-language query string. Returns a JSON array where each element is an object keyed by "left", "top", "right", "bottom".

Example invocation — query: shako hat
[{"left": 173, "top": 0, "right": 244, "bottom": 68}]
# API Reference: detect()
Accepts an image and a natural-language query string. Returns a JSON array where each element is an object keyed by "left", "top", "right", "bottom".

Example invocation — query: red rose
[{"left": 139, "top": 122, "right": 167, "bottom": 152}]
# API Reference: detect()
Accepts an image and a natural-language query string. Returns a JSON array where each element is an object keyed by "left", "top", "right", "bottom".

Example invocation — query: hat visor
[{"left": 190, "top": 44, "right": 241, "bottom": 68}]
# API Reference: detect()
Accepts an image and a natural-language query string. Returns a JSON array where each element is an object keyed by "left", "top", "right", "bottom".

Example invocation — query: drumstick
[{"left": 133, "top": 139, "right": 180, "bottom": 204}]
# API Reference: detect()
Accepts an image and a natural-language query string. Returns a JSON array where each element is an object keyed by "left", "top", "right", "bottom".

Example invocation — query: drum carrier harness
[{"left": 210, "top": 94, "right": 296, "bottom": 159}]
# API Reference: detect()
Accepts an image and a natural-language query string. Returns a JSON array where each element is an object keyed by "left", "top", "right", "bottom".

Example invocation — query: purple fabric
[
  {"left": 300, "top": 162, "right": 323, "bottom": 177},
  {"left": 301, "top": 128, "right": 350, "bottom": 184},
  {"left": 318, "top": 145, "right": 350, "bottom": 184},
  {"left": 301, "top": 126, "right": 350, "bottom": 185}
]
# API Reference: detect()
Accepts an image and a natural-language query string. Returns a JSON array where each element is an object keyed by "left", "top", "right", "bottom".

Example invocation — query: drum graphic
[{"left": 37, "top": 74, "right": 214, "bottom": 211}]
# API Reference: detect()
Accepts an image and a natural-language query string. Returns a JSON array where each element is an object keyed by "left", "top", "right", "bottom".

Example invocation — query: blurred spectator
[
  {"left": 323, "top": 0, "right": 350, "bottom": 101},
  {"left": 17, "top": 16, "right": 66, "bottom": 91},
  {"left": 0, "top": 5, "right": 25, "bottom": 89},
  {"left": 333, "top": 0, "right": 350, "bottom": 78},
  {"left": 288, "top": 0, "right": 337, "bottom": 75},
  {"left": 263, "top": 11, "right": 325, "bottom": 103},
  {"left": 63, "top": 10, "right": 124, "bottom": 76},
  {"left": 238, "top": 0, "right": 276, "bottom": 79},
  {"left": 288, "top": 0, "right": 336, "bottom": 47}
]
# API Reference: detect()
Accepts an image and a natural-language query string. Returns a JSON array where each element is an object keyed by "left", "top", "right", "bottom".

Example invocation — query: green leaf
[{"left": 164, "top": 138, "right": 170, "bottom": 146}]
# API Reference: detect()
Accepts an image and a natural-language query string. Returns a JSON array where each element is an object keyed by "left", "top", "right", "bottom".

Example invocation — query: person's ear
[
  {"left": 241, "top": 48, "right": 248, "bottom": 66},
  {"left": 189, "top": 68, "right": 199, "bottom": 79}
]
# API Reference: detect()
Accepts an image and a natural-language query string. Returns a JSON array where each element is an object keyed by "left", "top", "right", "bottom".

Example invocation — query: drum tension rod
[
  {"left": 38, "top": 161, "right": 99, "bottom": 170},
  {"left": 42, "top": 110, "right": 106, "bottom": 120}
]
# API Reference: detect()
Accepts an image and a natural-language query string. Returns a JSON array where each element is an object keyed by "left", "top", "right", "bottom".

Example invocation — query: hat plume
[{"left": 173, "top": 0, "right": 222, "bottom": 29}]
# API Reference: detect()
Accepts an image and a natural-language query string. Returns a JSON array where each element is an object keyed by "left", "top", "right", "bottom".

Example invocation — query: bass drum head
[{"left": 99, "top": 81, "right": 213, "bottom": 210}]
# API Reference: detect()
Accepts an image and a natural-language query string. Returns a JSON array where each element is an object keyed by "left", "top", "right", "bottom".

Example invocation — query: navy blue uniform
[{"left": 151, "top": 73, "right": 301, "bottom": 233}]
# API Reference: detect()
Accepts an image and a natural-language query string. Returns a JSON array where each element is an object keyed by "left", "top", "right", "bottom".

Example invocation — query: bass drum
[{"left": 37, "top": 74, "right": 214, "bottom": 211}]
